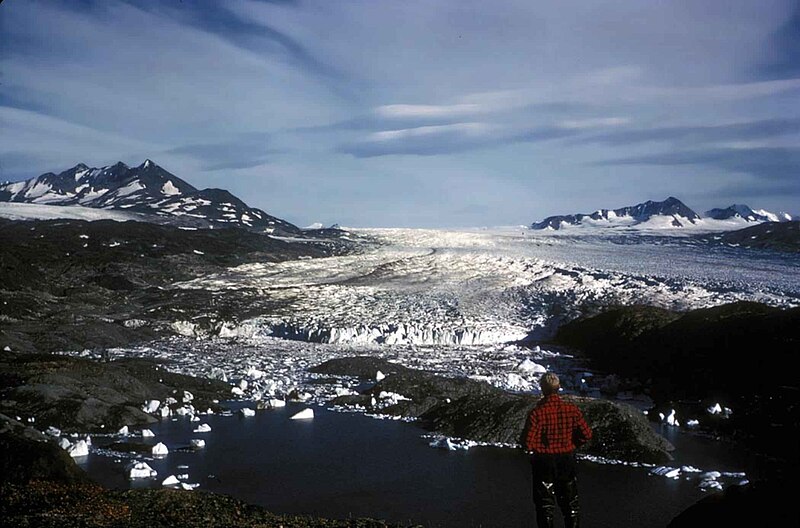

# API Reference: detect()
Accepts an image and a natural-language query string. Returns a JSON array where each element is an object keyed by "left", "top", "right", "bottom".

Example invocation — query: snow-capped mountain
[
  {"left": 531, "top": 197, "right": 700, "bottom": 230},
  {"left": 0, "top": 160, "right": 299, "bottom": 234},
  {"left": 704, "top": 204, "right": 794, "bottom": 223}
]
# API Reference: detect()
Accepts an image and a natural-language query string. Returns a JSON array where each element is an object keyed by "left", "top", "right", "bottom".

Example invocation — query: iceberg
[
  {"left": 152, "top": 442, "right": 169, "bottom": 456},
  {"left": 290, "top": 408, "right": 314, "bottom": 420},
  {"left": 58, "top": 438, "right": 71, "bottom": 450},
  {"left": 68, "top": 439, "right": 89, "bottom": 457},
  {"left": 162, "top": 475, "right": 180, "bottom": 486},
  {"left": 268, "top": 399, "right": 286, "bottom": 408},
  {"left": 128, "top": 461, "right": 157, "bottom": 480},
  {"left": 142, "top": 400, "right": 160, "bottom": 413},
  {"left": 375, "top": 370, "right": 386, "bottom": 381},
  {"left": 190, "top": 439, "right": 206, "bottom": 448},
  {"left": 117, "top": 425, "right": 129, "bottom": 435},
  {"left": 240, "top": 408, "right": 256, "bottom": 417},
  {"left": 193, "top": 423, "right": 211, "bottom": 433},
  {"left": 517, "top": 359, "right": 546, "bottom": 374},
  {"left": 45, "top": 426, "right": 61, "bottom": 437},
  {"left": 141, "top": 429, "right": 155, "bottom": 438}
]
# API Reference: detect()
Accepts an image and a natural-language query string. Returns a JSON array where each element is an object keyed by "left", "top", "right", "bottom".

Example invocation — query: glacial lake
[{"left": 75, "top": 402, "right": 767, "bottom": 528}]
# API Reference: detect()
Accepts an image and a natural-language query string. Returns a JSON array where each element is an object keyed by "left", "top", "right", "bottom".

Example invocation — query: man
[{"left": 524, "top": 372, "right": 592, "bottom": 528}]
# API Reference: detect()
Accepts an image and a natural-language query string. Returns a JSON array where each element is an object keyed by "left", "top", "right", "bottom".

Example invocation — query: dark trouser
[{"left": 531, "top": 453, "right": 580, "bottom": 528}]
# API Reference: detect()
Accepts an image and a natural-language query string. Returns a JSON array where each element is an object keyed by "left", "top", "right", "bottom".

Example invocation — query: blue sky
[{"left": 1, "top": 0, "right": 799, "bottom": 227}]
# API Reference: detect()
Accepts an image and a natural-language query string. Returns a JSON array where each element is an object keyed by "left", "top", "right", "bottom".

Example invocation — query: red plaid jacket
[{"left": 524, "top": 394, "right": 592, "bottom": 454}]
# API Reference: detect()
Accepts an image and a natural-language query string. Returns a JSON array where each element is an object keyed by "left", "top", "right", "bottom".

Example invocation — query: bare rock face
[
  {"left": 316, "top": 357, "right": 673, "bottom": 464},
  {"left": 0, "top": 414, "right": 89, "bottom": 485},
  {"left": 0, "top": 354, "right": 230, "bottom": 433}
]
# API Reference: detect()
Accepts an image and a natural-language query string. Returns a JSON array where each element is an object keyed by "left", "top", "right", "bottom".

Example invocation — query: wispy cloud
[
  {"left": 165, "top": 134, "right": 278, "bottom": 171},
  {"left": 597, "top": 146, "right": 800, "bottom": 182},
  {"left": 580, "top": 118, "right": 800, "bottom": 145}
]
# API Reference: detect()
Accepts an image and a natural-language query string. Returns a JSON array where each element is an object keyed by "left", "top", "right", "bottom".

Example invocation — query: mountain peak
[
  {"left": 0, "top": 160, "right": 300, "bottom": 235},
  {"left": 531, "top": 196, "right": 699, "bottom": 230}
]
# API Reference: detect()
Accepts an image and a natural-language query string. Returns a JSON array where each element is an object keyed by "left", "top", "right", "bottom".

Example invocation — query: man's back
[{"left": 525, "top": 394, "right": 592, "bottom": 454}]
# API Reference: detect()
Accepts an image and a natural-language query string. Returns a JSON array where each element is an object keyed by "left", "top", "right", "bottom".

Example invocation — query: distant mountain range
[
  {"left": 0, "top": 160, "right": 299, "bottom": 234},
  {"left": 531, "top": 197, "right": 796, "bottom": 230}
]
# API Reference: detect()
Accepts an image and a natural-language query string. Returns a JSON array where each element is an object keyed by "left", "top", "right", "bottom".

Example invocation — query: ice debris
[
  {"left": 193, "top": 423, "right": 212, "bottom": 433},
  {"left": 58, "top": 438, "right": 71, "bottom": 450},
  {"left": 290, "top": 408, "right": 314, "bottom": 420},
  {"left": 162, "top": 475, "right": 180, "bottom": 486},
  {"left": 376, "top": 370, "right": 386, "bottom": 381},
  {"left": 142, "top": 400, "right": 160, "bottom": 413},
  {"left": 152, "top": 442, "right": 169, "bottom": 456},
  {"left": 268, "top": 399, "right": 286, "bottom": 408},
  {"left": 68, "top": 440, "right": 89, "bottom": 458},
  {"left": 141, "top": 429, "right": 155, "bottom": 438},
  {"left": 127, "top": 461, "right": 157, "bottom": 479},
  {"left": 190, "top": 439, "right": 205, "bottom": 448},
  {"left": 117, "top": 426, "right": 129, "bottom": 435},
  {"left": 240, "top": 408, "right": 256, "bottom": 417},
  {"left": 45, "top": 426, "right": 61, "bottom": 437}
]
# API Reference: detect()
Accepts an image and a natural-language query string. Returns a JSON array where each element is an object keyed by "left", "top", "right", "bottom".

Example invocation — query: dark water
[{"left": 79, "top": 403, "right": 755, "bottom": 528}]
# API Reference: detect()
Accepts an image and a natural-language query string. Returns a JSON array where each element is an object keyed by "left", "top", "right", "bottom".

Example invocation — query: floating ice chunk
[
  {"left": 152, "top": 442, "right": 169, "bottom": 456},
  {"left": 699, "top": 479, "right": 723, "bottom": 491},
  {"left": 707, "top": 403, "right": 722, "bottom": 415},
  {"left": 290, "top": 408, "right": 314, "bottom": 420},
  {"left": 651, "top": 466, "right": 680, "bottom": 478},
  {"left": 118, "top": 426, "right": 129, "bottom": 435},
  {"left": 182, "top": 391, "right": 194, "bottom": 403},
  {"left": 58, "top": 438, "right": 71, "bottom": 450},
  {"left": 240, "top": 408, "right": 256, "bottom": 417},
  {"left": 190, "top": 415, "right": 200, "bottom": 422},
  {"left": 505, "top": 372, "right": 533, "bottom": 391},
  {"left": 517, "top": 359, "right": 546, "bottom": 374},
  {"left": 239, "top": 380, "right": 248, "bottom": 390},
  {"left": 231, "top": 386, "right": 244, "bottom": 396},
  {"left": 165, "top": 397, "right": 178, "bottom": 406},
  {"left": 335, "top": 387, "right": 356, "bottom": 396},
  {"left": 429, "top": 436, "right": 471, "bottom": 451},
  {"left": 159, "top": 406, "right": 171, "bottom": 418},
  {"left": 128, "top": 461, "right": 157, "bottom": 480},
  {"left": 268, "top": 399, "right": 286, "bottom": 408},
  {"left": 162, "top": 475, "right": 180, "bottom": 486},
  {"left": 666, "top": 409, "right": 679, "bottom": 427},
  {"left": 190, "top": 439, "right": 205, "bottom": 448},
  {"left": 193, "top": 423, "right": 211, "bottom": 433},
  {"left": 142, "top": 400, "right": 160, "bottom": 413},
  {"left": 686, "top": 419, "right": 700, "bottom": 427},
  {"left": 375, "top": 370, "right": 386, "bottom": 381},
  {"left": 180, "top": 482, "right": 199, "bottom": 490},
  {"left": 141, "top": 429, "right": 155, "bottom": 438},
  {"left": 45, "top": 426, "right": 61, "bottom": 437},
  {"left": 177, "top": 473, "right": 189, "bottom": 480}
]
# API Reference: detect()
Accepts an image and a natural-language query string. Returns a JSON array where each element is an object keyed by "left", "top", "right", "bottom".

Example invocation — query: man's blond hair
[{"left": 540, "top": 372, "right": 560, "bottom": 395}]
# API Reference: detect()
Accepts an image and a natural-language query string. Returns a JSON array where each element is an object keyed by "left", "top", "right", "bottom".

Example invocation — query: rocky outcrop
[
  {"left": 553, "top": 302, "right": 800, "bottom": 460},
  {"left": 0, "top": 353, "right": 230, "bottom": 433},
  {"left": 0, "top": 414, "right": 89, "bottom": 485},
  {"left": 701, "top": 220, "right": 800, "bottom": 252},
  {"left": 314, "top": 357, "right": 673, "bottom": 464}
]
